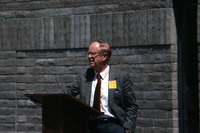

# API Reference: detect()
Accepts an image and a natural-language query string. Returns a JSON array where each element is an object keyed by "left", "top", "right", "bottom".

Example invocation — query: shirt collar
[{"left": 95, "top": 65, "right": 109, "bottom": 80}]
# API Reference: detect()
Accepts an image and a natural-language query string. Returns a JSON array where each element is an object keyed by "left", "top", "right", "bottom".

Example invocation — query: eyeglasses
[{"left": 87, "top": 52, "right": 100, "bottom": 58}]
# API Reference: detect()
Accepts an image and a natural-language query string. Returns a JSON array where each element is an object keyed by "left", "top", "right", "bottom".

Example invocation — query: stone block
[
  {"left": 0, "top": 115, "right": 15, "bottom": 123},
  {"left": 55, "top": 75, "right": 75, "bottom": 83},
  {"left": 16, "top": 59, "right": 36, "bottom": 67},
  {"left": 0, "top": 108, "right": 15, "bottom": 115},
  {"left": 0, "top": 92, "right": 15, "bottom": 99},
  {"left": 0, "top": 83, "right": 15, "bottom": 91},
  {"left": 0, "top": 51, "right": 15, "bottom": 59},
  {"left": 136, "top": 118, "right": 153, "bottom": 127},
  {"left": 65, "top": 66, "right": 86, "bottom": 74},
  {"left": 0, "top": 67, "right": 16, "bottom": 75},
  {"left": 16, "top": 123, "right": 35, "bottom": 131},
  {"left": 0, "top": 59, "right": 16, "bottom": 67},
  {"left": 17, "top": 115, "right": 26, "bottom": 123},
  {"left": 141, "top": 109, "right": 168, "bottom": 119},
  {"left": 154, "top": 119, "right": 173, "bottom": 128},
  {"left": 136, "top": 91, "right": 172, "bottom": 100},
  {"left": 137, "top": 100, "right": 172, "bottom": 110},
  {"left": 66, "top": 49, "right": 87, "bottom": 57},
  {"left": 26, "top": 116, "right": 42, "bottom": 124},
  {"left": 17, "top": 108, "right": 37, "bottom": 115},
  {"left": 35, "top": 59, "right": 55, "bottom": 66},
  {"left": 16, "top": 75, "right": 56, "bottom": 83},
  {"left": 0, "top": 123, "right": 15, "bottom": 131},
  {"left": 45, "top": 50, "right": 65, "bottom": 58},
  {"left": 17, "top": 67, "right": 26, "bottom": 74},
  {"left": 16, "top": 83, "right": 26, "bottom": 90},
  {"left": 16, "top": 52, "right": 26, "bottom": 59},
  {"left": 0, "top": 75, "right": 16, "bottom": 83}
]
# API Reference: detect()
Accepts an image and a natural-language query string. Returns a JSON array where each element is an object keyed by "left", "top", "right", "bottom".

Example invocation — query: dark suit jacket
[{"left": 63, "top": 67, "right": 138, "bottom": 132}]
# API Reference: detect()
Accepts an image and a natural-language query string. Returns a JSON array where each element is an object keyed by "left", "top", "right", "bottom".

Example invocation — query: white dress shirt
[{"left": 90, "top": 65, "right": 115, "bottom": 118}]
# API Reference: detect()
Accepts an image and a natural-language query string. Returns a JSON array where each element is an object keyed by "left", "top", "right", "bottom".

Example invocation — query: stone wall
[{"left": 0, "top": 0, "right": 178, "bottom": 133}]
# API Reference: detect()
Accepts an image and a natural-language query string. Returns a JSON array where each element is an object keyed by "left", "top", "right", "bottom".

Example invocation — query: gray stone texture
[
  {"left": 0, "top": 8, "right": 176, "bottom": 51},
  {"left": 0, "top": 0, "right": 179, "bottom": 133}
]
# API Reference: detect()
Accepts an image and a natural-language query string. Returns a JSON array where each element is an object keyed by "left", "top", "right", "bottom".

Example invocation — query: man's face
[{"left": 87, "top": 42, "right": 104, "bottom": 71}]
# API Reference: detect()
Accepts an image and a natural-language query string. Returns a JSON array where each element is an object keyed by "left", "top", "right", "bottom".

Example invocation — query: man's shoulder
[
  {"left": 78, "top": 67, "right": 95, "bottom": 81},
  {"left": 109, "top": 66, "right": 130, "bottom": 81},
  {"left": 109, "top": 66, "right": 128, "bottom": 75}
]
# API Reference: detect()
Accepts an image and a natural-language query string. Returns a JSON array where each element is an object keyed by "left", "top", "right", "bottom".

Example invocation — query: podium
[{"left": 25, "top": 94, "right": 103, "bottom": 133}]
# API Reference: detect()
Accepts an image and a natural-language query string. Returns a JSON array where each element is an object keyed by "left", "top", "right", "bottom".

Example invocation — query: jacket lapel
[
  {"left": 84, "top": 68, "right": 95, "bottom": 105},
  {"left": 108, "top": 68, "right": 118, "bottom": 106},
  {"left": 85, "top": 81, "right": 92, "bottom": 105}
]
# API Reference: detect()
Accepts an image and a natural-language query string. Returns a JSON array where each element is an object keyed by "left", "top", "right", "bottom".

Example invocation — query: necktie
[{"left": 93, "top": 74, "right": 101, "bottom": 111}]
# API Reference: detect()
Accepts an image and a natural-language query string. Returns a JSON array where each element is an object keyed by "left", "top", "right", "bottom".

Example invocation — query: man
[{"left": 63, "top": 40, "right": 138, "bottom": 133}]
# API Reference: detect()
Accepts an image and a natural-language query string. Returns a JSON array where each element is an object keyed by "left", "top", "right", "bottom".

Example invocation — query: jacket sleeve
[
  {"left": 122, "top": 72, "right": 138, "bottom": 133},
  {"left": 62, "top": 74, "right": 81, "bottom": 97}
]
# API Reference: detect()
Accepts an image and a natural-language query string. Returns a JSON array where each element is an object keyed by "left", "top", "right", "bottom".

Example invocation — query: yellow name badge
[{"left": 109, "top": 80, "right": 117, "bottom": 89}]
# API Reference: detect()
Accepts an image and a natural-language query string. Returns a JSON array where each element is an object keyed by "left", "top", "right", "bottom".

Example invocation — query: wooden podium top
[{"left": 25, "top": 93, "right": 103, "bottom": 116}]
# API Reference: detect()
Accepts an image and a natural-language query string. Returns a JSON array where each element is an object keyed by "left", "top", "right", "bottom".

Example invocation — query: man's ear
[{"left": 102, "top": 52, "right": 108, "bottom": 61}]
